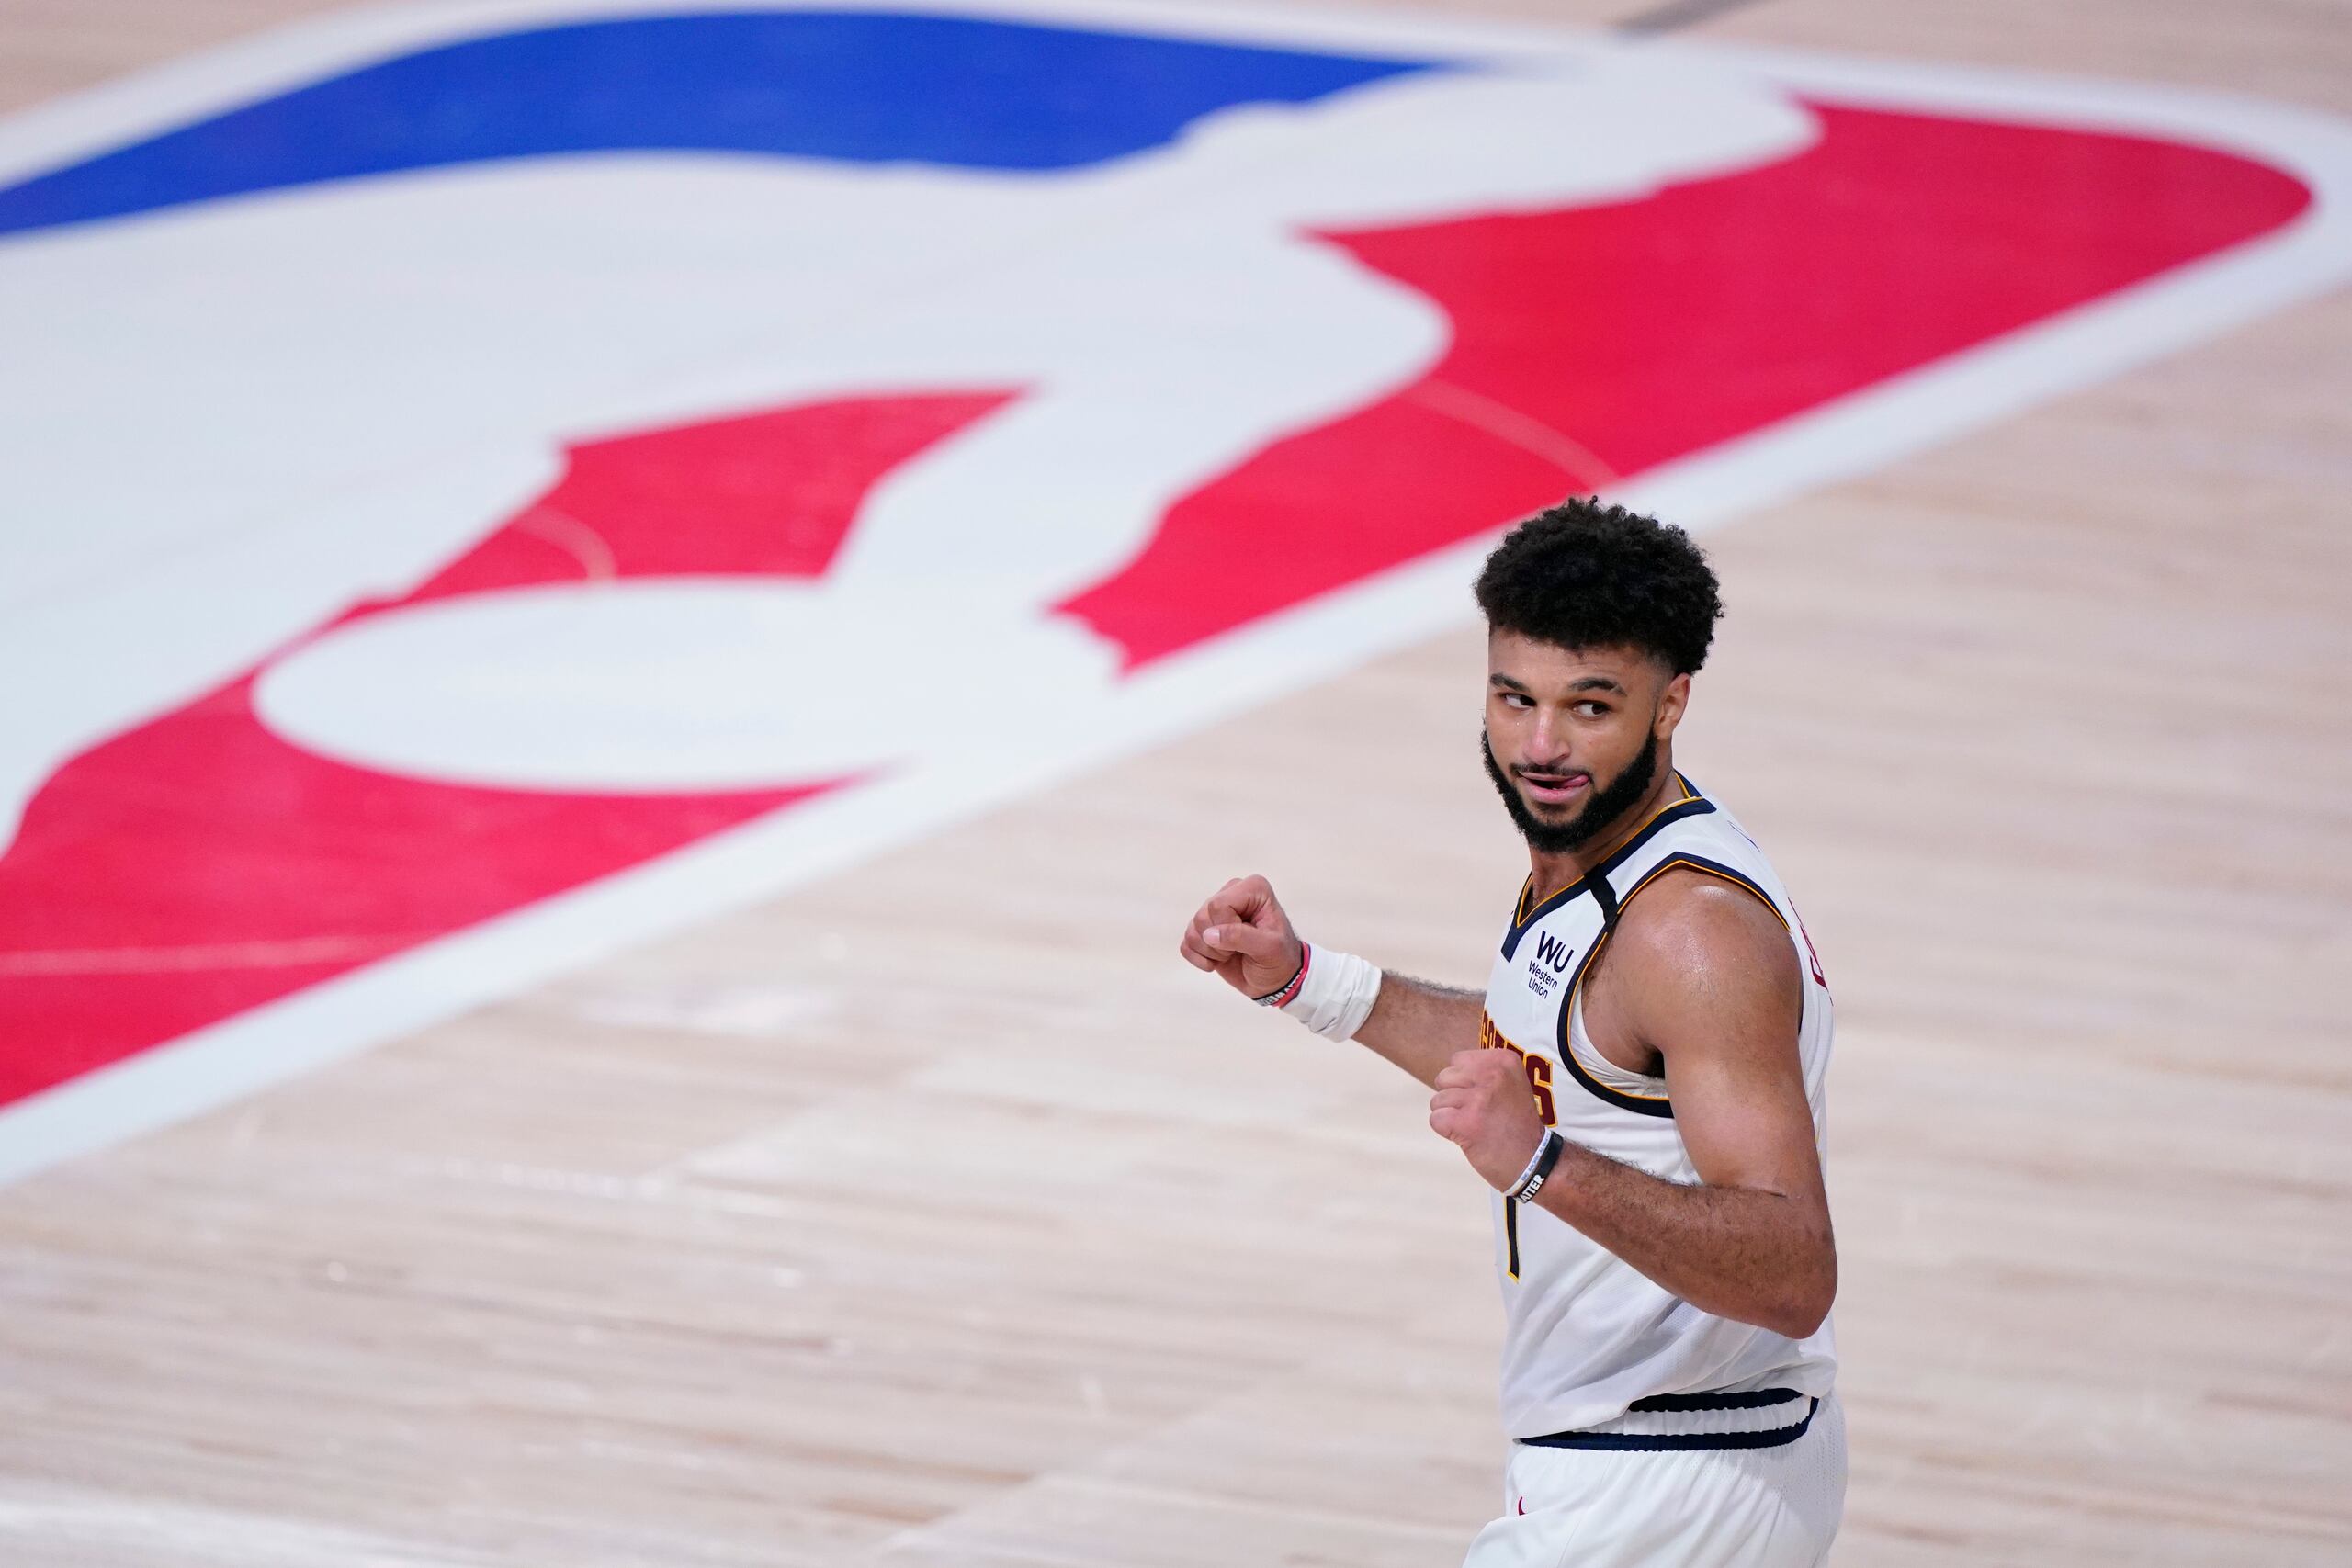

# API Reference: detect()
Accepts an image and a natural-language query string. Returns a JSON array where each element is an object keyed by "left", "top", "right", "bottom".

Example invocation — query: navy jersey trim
[
  {"left": 1629, "top": 1387, "right": 1803, "bottom": 1413},
  {"left": 1553, "top": 931, "right": 1674, "bottom": 1119},
  {"left": 1590, "top": 795, "right": 1716, "bottom": 882},
  {"left": 1507, "top": 775, "right": 1743, "bottom": 1118},
  {"left": 1498, "top": 774, "right": 1708, "bottom": 961},
  {"left": 1589, "top": 873, "right": 1622, "bottom": 931},
  {"left": 1621, "top": 852, "right": 1786, "bottom": 931},
  {"left": 1552, "top": 842, "right": 1791, "bottom": 1122},
  {"left": 1521, "top": 1396, "right": 1819, "bottom": 1452}
]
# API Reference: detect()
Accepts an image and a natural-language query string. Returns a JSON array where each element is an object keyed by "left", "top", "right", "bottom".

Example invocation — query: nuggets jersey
[{"left": 1481, "top": 773, "right": 1837, "bottom": 1439}]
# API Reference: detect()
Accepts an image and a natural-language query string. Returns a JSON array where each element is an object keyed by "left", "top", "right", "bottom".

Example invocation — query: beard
[{"left": 1481, "top": 728, "right": 1661, "bottom": 857}]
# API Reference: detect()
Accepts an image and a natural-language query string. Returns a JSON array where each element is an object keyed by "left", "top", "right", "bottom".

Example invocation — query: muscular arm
[
  {"left": 1351, "top": 973, "right": 1483, "bottom": 1088},
  {"left": 1430, "top": 874, "right": 1836, "bottom": 1340}
]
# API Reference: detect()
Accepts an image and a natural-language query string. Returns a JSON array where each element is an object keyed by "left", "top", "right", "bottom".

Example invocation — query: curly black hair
[{"left": 1472, "top": 497, "right": 1723, "bottom": 675}]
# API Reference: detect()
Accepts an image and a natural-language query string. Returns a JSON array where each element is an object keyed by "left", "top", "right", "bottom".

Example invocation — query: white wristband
[{"left": 1282, "top": 945, "right": 1382, "bottom": 1041}]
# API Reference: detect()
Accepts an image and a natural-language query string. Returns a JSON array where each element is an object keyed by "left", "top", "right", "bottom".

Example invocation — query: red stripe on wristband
[{"left": 1257, "top": 942, "right": 1311, "bottom": 1009}]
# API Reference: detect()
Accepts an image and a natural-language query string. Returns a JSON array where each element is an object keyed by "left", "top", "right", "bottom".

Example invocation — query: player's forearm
[
  {"left": 1532, "top": 1141, "right": 1836, "bottom": 1339},
  {"left": 1351, "top": 973, "right": 1483, "bottom": 1088}
]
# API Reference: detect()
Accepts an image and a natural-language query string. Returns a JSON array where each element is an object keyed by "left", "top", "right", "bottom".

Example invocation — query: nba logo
[{"left": 1, "top": 1, "right": 2346, "bottom": 1173}]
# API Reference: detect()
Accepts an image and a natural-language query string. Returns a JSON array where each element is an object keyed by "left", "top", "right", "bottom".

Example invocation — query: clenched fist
[
  {"left": 1430, "top": 1048, "right": 1550, "bottom": 1192},
  {"left": 1179, "top": 874, "right": 1305, "bottom": 999}
]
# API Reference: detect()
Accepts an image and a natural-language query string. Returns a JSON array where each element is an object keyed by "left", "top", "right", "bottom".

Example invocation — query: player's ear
[{"left": 1654, "top": 670, "right": 1692, "bottom": 738}]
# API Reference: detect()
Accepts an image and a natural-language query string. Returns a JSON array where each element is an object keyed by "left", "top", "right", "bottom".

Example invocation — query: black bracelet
[{"left": 1509, "top": 1130, "right": 1566, "bottom": 1203}]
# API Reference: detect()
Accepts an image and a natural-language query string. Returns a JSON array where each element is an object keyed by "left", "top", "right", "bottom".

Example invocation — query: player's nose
[{"left": 1527, "top": 709, "right": 1573, "bottom": 761}]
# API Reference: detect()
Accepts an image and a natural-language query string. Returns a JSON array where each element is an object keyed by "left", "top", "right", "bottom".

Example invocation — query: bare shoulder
[
  {"left": 1604, "top": 868, "right": 1799, "bottom": 1036},
  {"left": 1613, "top": 868, "right": 1791, "bottom": 968}
]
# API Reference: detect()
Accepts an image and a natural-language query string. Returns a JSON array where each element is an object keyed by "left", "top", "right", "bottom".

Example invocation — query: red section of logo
[
  {"left": 0, "top": 104, "right": 2311, "bottom": 1100},
  {"left": 0, "top": 394, "right": 1006, "bottom": 1099},
  {"left": 1060, "top": 106, "right": 2310, "bottom": 661}
]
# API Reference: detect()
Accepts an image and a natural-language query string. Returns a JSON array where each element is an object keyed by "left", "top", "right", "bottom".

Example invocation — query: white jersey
[{"left": 1480, "top": 773, "right": 1837, "bottom": 1439}]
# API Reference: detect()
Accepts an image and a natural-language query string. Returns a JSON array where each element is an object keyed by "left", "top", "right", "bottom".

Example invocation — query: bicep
[{"left": 1627, "top": 890, "right": 1824, "bottom": 1201}]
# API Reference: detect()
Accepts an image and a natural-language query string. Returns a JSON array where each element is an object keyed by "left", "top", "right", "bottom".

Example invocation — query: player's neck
[{"left": 1525, "top": 748, "right": 1682, "bottom": 904}]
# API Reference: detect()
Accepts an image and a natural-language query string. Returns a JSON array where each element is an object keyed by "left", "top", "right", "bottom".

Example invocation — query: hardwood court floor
[{"left": 1, "top": 2, "right": 2348, "bottom": 1564}]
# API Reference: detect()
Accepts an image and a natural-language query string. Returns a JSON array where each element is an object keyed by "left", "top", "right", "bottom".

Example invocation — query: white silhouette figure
[{"left": 0, "top": 46, "right": 1815, "bottom": 843}]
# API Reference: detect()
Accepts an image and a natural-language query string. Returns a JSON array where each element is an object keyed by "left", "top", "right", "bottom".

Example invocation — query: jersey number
[
  {"left": 1519, "top": 1053, "right": 1556, "bottom": 1126},
  {"left": 1479, "top": 1010, "right": 1558, "bottom": 1127}
]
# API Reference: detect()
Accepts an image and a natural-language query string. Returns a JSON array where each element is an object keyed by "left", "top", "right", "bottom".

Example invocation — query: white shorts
[{"left": 1463, "top": 1390, "right": 1845, "bottom": 1568}]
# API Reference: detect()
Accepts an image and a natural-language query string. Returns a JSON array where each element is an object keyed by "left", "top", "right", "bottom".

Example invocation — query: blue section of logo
[{"left": 0, "top": 10, "right": 1434, "bottom": 239}]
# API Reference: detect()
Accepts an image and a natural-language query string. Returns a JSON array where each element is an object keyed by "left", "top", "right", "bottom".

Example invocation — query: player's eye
[
  {"left": 1574, "top": 701, "right": 1610, "bottom": 717},
  {"left": 1498, "top": 692, "right": 1533, "bottom": 709}
]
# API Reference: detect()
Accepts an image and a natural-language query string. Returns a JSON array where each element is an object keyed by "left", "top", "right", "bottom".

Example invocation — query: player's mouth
[{"left": 1514, "top": 768, "right": 1590, "bottom": 807}]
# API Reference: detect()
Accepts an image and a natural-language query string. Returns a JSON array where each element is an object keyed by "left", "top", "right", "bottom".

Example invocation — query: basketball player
[{"left": 1180, "top": 500, "right": 1842, "bottom": 1565}]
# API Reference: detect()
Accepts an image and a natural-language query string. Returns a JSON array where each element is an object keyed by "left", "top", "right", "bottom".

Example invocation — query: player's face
[{"left": 1481, "top": 633, "right": 1689, "bottom": 855}]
